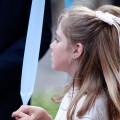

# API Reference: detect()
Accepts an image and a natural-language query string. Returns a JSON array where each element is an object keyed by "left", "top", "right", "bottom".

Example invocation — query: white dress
[{"left": 55, "top": 87, "right": 109, "bottom": 120}]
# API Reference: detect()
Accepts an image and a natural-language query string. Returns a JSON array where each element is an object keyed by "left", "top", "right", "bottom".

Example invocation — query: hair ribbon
[
  {"left": 96, "top": 11, "right": 120, "bottom": 73},
  {"left": 96, "top": 11, "right": 120, "bottom": 46}
]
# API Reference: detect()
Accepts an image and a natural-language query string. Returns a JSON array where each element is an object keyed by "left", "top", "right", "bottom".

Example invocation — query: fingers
[
  {"left": 12, "top": 110, "right": 30, "bottom": 119},
  {"left": 12, "top": 105, "right": 36, "bottom": 120},
  {"left": 12, "top": 105, "right": 50, "bottom": 120},
  {"left": 18, "top": 105, "right": 30, "bottom": 114},
  {"left": 15, "top": 116, "right": 20, "bottom": 120}
]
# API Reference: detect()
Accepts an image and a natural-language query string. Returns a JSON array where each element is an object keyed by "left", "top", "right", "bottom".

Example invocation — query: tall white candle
[{"left": 20, "top": 0, "right": 45, "bottom": 105}]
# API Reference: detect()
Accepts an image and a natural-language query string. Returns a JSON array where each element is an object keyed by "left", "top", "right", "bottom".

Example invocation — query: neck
[{"left": 68, "top": 60, "right": 79, "bottom": 80}]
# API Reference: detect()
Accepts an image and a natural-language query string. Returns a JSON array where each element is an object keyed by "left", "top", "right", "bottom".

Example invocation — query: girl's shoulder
[
  {"left": 74, "top": 91, "right": 109, "bottom": 120},
  {"left": 91, "top": 91, "right": 108, "bottom": 119}
]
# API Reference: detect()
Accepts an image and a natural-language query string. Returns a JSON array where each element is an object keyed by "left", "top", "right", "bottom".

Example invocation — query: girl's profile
[{"left": 12, "top": 5, "right": 120, "bottom": 120}]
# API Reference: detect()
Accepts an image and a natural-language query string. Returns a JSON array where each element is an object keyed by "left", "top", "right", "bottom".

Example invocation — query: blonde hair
[
  {"left": 54, "top": 6, "right": 120, "bottom": 120},
  {"left": 97, "top": 4, "right": 120, "bottom": 17}
]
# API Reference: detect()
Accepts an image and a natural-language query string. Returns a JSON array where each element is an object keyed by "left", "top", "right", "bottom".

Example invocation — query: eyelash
[{"left": 55, "top": 37, "right": 59, "bottom": 42}]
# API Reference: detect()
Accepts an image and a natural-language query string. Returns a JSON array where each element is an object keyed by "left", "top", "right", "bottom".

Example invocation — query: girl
[{"left": 12, "top": 5, "right": 120, "bottom": 120}]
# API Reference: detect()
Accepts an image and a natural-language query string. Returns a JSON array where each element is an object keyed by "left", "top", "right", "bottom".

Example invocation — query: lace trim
[{"left": 97, "top": 104, "right": 103, "bottom": 120}]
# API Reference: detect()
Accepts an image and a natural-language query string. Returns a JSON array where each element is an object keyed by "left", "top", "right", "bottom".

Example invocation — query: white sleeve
[{"left": 75, "top": 116, "right": 94, "bottom": 120}]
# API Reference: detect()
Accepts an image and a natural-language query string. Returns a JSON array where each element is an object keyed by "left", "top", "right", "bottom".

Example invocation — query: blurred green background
[{"left": 31, "top": 91, "right": 60, "bottom": 118}]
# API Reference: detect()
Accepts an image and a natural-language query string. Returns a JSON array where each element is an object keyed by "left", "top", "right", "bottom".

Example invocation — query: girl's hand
[{"left": 12, "top": 105, "right": 51, "bottom": 120}]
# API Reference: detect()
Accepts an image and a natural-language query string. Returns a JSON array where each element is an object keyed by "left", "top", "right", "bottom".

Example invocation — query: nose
[{"left": 50, "top": 42, "right": 53, "bottom": 49}]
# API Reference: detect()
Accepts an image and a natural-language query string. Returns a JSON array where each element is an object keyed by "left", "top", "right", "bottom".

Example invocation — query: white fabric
[
  {"left": 55, "top": 87, "right": 109, "bottom": 120},
  {"left": 96, "top": 11, "right": 113, "bottom": 25},
  {"left": 96, "top": 11, "right": 120, "bottom": 47},
  {"left": 96, "top": 11, "right": 120, "bottom": 25}
]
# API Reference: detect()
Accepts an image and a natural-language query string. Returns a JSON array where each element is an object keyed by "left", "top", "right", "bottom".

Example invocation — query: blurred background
[{"left": 31, "top": 0, "right": 120, "bottom": 118}]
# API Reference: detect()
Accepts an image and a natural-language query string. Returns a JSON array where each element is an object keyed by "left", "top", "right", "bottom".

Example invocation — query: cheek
[{"left": 52, "top": 49, "right": 70, "bottom": 71}]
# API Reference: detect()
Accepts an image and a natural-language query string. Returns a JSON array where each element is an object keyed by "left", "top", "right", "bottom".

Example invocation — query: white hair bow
[
  {"left": 96, "top": 10, "right": 120, "bottom": 47},
  {"left": 96, "top": 11, "right": 120, "bottom": 25},
  {"left": 96, "top": 11, "right": 120, "bottom": 73}
]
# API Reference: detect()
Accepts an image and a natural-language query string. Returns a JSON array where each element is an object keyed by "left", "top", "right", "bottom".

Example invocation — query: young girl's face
[{"left": 50, "top": 22, "right": 71, "bottom": 72}]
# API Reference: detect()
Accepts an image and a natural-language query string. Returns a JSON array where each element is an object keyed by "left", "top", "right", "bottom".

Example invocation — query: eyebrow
[{"left": 55, "top": 32, "right": 61, "bottom": 39}]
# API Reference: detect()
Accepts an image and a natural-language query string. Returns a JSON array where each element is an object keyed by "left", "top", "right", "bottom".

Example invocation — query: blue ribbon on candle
[{"left": 20, "top": 0, "right": 45, "bottom": 105}]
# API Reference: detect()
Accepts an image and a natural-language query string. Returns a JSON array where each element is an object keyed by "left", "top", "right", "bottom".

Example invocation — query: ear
[{"left": 72, "top": 43, "right": 83, "bottom": 59}]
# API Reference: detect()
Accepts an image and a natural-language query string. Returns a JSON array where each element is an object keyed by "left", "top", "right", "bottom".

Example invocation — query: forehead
[
  {"left": 57, "top": 22, "right": 69, "bottom": 43},
  {"left": 56, "top": 22, "right": 73, "bottom": 50},
  {"left": 56, "top": 22, "right": 63, "bottom": 35}
]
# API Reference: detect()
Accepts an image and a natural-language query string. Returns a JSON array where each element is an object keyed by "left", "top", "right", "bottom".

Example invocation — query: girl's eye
[{"left": 55, "top": 37, "right": 59, "bottom": 43}]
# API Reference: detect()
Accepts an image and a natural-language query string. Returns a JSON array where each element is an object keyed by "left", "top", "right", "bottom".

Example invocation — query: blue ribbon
[{"left": 65, "top": 0, "right": 74, "bottom": 9}]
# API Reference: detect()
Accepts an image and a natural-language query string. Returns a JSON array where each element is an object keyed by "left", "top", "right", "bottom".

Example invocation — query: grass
[{"left": 31, "top": 91, "right": 60, "bottom": 119}]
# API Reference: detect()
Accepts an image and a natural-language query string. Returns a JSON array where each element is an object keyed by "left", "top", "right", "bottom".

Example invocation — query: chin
[
  {"left": 52, "top": 67, "right": 57, "bottom": 70},
  {"left": 51, "top": 64, "right": 64, "bottom": 71},
  {"left": 52, "top": 65, "right": 59, "bottom": 71}
]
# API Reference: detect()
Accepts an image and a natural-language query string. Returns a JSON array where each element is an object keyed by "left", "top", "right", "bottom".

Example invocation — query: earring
[{"left": 69, "top": 59, "right": 72, "bottom": 64}]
